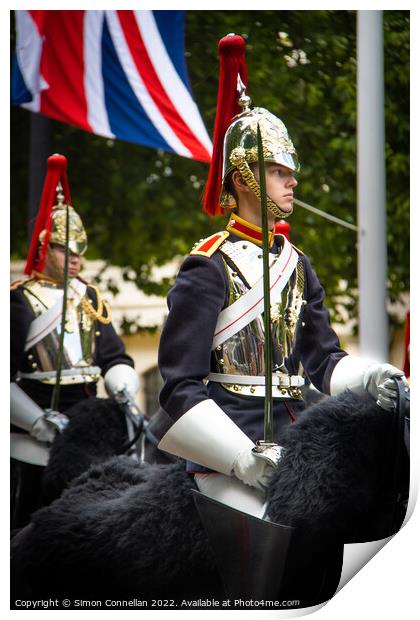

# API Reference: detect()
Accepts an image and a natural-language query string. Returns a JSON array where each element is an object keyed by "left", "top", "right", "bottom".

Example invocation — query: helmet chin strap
[{"left": 265, "top": 197, "right": 292, "bottom": 220}]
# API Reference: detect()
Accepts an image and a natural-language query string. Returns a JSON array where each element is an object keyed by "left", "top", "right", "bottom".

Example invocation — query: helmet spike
[
  {"left": 237, "top": 74, "right": 252, "bottom": 112},
  {"left": 55, "top": 181, "right": 65, "bottom": 207}
]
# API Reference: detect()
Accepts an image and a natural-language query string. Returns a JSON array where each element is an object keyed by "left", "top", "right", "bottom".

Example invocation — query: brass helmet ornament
[
  {"left": 202, "top": 34, "right": 299, "bottom": 219},
  {"left": 39, "top": 184, "right": 88, "bottom": 257},
  {"left": 24, "top": 154, "right": 87, "bottom": 276}
]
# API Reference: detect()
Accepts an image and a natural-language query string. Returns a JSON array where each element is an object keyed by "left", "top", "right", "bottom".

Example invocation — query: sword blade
[
  {"left": 257, "top": 124, "right": 273, "bottom": 444},
  {"left": 50, "top": 202, "right": 70, "bottom": 412}
]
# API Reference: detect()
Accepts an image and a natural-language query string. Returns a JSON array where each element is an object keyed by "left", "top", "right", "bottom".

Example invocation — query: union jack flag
[{"left": 12, "top": 10, "right": 212, "bottom": 163}]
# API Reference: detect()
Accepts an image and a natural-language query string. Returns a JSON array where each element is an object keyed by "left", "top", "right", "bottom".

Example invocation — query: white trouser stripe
[
  {"left": 10, "top": 433, "right": 50, "bottom": 467},
  {"left": 194, "top": 473, "right": 266, "bottom": 519}
]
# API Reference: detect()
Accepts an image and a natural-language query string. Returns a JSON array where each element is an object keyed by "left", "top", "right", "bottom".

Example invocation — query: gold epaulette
[
  {"left": 10, "top": 278, "right": 31, "bottom": 291},
  {"left": 83, "top": 284, "right": 112, "bottom": 325},
  {"left": 190, "top": 230, "right": 230, "bottom": 258},
  {"left": 10, "top": 280, "right": 26, "bottom": 291},
  {"left": 291, "top": 243, "right": 304, "bottom": 256}
]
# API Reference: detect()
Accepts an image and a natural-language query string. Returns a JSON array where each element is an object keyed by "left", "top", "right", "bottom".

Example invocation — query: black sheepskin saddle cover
[
  {"left": 11, "top": 391, "right": 408, "bottom": 601},
  {"left": 42, "top": 398, "right": 130, "bottom": 503},
  {"left": 43, "top": 398, "right": 171, "bottom": 503}
]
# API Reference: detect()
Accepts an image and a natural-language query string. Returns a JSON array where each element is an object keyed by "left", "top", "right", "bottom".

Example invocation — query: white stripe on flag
[
  {"left": 21, "top": 93, "right": 41, "bottom": 114},
  {"left": 105, "top": 10, "right": 192, "bottom": 158},
  {"left": 84, "top": 11, "right": 115, "bottom": 139},
  {"left": 15, "top": 10, "right": 45, "bottom": 113},
  {"left": 135, "top": 10, "right": 212, "bottom": 156}
]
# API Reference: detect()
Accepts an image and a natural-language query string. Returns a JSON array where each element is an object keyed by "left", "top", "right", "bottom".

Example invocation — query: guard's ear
[
  {"left": 231, "top": 170, "right": 250, "bottom": 193},
  {"left": 36, "top": 241, "right": 46, "bottom": 261}
]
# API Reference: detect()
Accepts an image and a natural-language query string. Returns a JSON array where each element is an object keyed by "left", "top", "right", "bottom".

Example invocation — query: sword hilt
[{"left": 252, "top": 440, "right": 285, "bottom": 470}]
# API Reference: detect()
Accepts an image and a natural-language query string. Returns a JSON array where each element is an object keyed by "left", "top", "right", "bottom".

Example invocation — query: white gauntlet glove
[
  {"left": 232, "top": 449, "right": 277, "bottom": 490},
  {"left": 44, "top": 410, "right": 70, "bottom": 434},
  {"left": 330, "top": 355, "right": 408, "bottom": 412},
  {"left": 30, "top": 417, "right": 57, "bottom": 443},
  {"left": 104, "top": 364, "right": 140, "bottom": 399},
  {"left": 364, "top": 363, "right": 408, "bottom": 411},
  {"left": 11, "top": 383, "right": 66, "bottom": 442}
]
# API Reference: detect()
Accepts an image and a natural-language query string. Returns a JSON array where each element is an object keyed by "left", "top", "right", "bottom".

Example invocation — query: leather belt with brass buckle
[
  {"left": 17, "top": 366, "right": 102, "bottom": 385},
  {"left": 207, "top": 372, "right": 304, "bottom": 399}
]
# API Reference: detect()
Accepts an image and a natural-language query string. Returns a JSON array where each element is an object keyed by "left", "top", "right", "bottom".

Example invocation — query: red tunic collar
[{"left": 225, "top": 214, "right": 275, "bottom": 248}]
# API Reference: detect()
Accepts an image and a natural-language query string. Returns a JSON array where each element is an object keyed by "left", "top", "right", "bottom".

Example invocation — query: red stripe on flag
[
  {"left": 39, "top": 11, "right": 91, "bottom": 132},
  {"left": 27, "top": 10, "right": 48, "bottom": 35},
  {"left": 117, "top": 10, "right": 210, "bottom": 163}
]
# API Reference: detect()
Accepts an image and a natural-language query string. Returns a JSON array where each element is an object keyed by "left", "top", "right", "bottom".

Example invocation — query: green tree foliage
[{"left": 10, "top": 10, "right": 409, "bottom": 326}]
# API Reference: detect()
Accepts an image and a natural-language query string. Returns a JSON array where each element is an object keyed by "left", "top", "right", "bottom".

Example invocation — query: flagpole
[{"left": 357, "top": 10, "right": 388, "bottom": 361}]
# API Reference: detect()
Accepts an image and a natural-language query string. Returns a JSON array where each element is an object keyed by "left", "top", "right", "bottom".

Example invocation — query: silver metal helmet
[
  {"left": 39, "top": 184, "right": 88, "bottom": 256},
  {"left": 220, "top": 78, "right": 299, "bottom": 218}
]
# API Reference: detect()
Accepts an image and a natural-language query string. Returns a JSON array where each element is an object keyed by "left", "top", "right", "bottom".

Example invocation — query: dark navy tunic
[
  {"left": 10, "top": 279, "right": 135, "bottom": 529},
  {"left": 158, "top": 233, "right": 347, "bottom": 471},
  {"left": 10, "top": 282, "right": 134, "bottom": 411}
]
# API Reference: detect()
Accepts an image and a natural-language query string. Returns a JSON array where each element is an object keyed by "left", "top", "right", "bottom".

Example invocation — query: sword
[
  {"left": 235, "top": 77, "right": 275, "bottom": 442},
  {"left": 50, "top": 183, "right": 70, "bottom": 412},
  {"left": 257, "top": 123, "right": 273, "bottom": 442},
  {"left": 252, "top": 124, "right": 284, "bottom": 466}
]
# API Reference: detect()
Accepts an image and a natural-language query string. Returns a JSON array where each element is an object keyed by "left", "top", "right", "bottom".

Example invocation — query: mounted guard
[
  {"left": 10, "top": 154, "right": 139, "bottom": 528},
  {"left": 156, "top": 33, "right": 408, "bottom": 600}
]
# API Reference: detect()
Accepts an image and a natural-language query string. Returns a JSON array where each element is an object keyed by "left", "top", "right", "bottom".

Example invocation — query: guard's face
[
  {"left": 43, "top": 244, "right": 82, "bottom": 281},
  {"left": 255, "top": 163, "right": 298, "bottom": 216}
]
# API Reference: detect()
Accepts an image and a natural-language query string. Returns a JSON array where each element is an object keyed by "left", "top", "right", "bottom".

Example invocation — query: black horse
[
  {"left": 42, "top": 385, "right": 326, "bottom": 503},
  {"left": 41, "top": 397, "right": 174, "bottom": 504},
  {"left": 11, "top": 390, "right": 409, "bottom": 609}
]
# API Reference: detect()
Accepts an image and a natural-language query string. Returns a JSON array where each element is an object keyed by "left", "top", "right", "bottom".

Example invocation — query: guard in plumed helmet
[
  {"left": 220, "top": 94, "right": 299, "bottom": 217},
  {"left": 157, "top": 34, "right": 408, "bottom": 527},
  {"left": 11, "top": 154, "right": 139, "bottom": 529}
]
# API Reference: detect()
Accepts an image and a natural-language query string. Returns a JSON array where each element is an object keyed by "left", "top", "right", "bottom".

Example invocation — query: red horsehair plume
[
  {"left": 25, "top": 154, "right": 72, "bottom": 275},
  {"left": 202, "top": 34, "right": 248, "bottom": 216}
]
